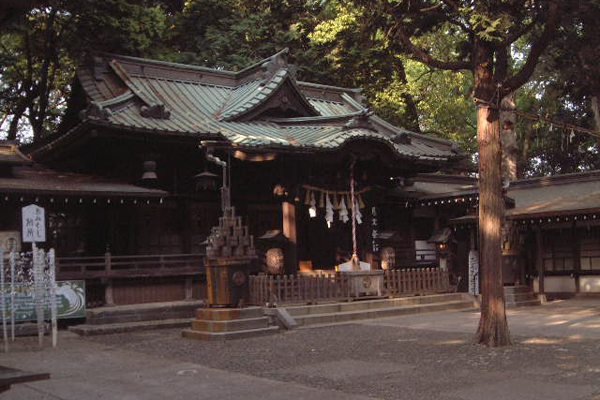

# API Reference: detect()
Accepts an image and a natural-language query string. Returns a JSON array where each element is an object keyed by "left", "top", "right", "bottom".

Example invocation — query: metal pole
[{"left": 350, "top": 158, "right": 358, "bottom": 269}]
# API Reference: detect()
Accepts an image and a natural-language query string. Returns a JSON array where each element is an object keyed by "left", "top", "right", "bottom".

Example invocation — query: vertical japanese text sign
[{"left": 22, "top": 204, "right": 46, "bottom": 243}]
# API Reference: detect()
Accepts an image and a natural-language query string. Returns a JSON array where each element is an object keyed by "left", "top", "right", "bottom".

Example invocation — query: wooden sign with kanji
[{"left": 22, "top": 204, "right": 46, "bottom": 243}]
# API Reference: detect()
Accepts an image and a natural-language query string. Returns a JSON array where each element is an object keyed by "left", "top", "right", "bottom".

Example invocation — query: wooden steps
[
  {"left": 283, "top": 293, "right": 478, "bottom": 327},
  {"left": 69, "top": 300, "right": 203, "bottom": 336},
  {"left": 70, "top": 318, "right": 192, "bottom": 336}
]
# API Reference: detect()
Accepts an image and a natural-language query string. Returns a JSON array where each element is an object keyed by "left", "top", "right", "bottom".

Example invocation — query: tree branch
[
  {"left": 502, "top": 0, "right": 561, "bottom": 94},
  {"left": 390, "top": 22, "right": 471, "bottom": 71},
  {"left": 493, "top": 46, "right": 509, "bottom": 83}
]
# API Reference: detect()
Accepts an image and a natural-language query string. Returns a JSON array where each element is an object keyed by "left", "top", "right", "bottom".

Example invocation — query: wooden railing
[
  {"left": 384, "top": 268, "right": 449, "bottom": 296},
  {"left": 56, "top": 252, "right": 206, "bottom": 280},
  {"left": 249, "top": 267, "right": 450, "bottom": 306}
]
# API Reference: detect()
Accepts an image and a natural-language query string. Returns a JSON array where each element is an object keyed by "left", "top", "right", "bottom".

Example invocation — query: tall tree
[
  {"left": 0, "top": 0, "right": 173, "bottom": 142},
  {"left": 354, "top": 0, "right": 570, "bottom": 346}
]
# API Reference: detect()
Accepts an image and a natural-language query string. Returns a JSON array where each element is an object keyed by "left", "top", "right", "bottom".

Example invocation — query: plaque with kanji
[{"left": 22, "top": 204, "right": 46, "bottom": 243}]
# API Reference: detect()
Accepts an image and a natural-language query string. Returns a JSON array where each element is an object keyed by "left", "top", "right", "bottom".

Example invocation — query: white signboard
[
  {"left": 22, "top": 205, "right": 46, "bottom": 243},
  {"left": 468, "top": 249, "right": 479, "bottom": 296}
]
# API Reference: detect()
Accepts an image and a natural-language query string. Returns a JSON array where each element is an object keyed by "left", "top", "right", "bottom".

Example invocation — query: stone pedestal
[{"left": 342, "top": 270, "right": 385, "bottom": 297}]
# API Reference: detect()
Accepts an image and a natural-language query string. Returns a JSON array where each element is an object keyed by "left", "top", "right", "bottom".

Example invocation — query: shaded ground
[{"left": 2, "top": 299, "right": 600, "bottom": 400}]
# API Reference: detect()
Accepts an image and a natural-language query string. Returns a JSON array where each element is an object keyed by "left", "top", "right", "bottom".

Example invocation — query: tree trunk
[
  {"left": 500, "top": 93, "right": 518, "bottom": 181},
  {"left": 473, "top": 42, "right": 511, "bottom": 347},
  {"left": 6, "top": 102, "right": 26, "bottom": 141},
  {"left": 393, "top": 60, "right": 420, "bottom": 132}
]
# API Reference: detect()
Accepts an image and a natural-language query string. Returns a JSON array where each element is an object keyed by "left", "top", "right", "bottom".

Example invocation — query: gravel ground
[{"left": 86, "top": 323, "right": 600, "bottom": 400}]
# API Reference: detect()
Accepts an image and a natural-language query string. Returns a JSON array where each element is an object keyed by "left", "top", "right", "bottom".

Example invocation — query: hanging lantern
[
  {"left": 265, "top": 248, "right": 284, "bottom": 274},
  {"left": 380, "top": 246, "right": 396, "bottom": 270},
  {"left": 194, "top": 170, "right": 218, "bottom": 191},
  {"left": 141, "top": 160, "right": 158, "bottom": 181},
  {"left": 272, "top": 184, "right": 287, "bottom": 197}
]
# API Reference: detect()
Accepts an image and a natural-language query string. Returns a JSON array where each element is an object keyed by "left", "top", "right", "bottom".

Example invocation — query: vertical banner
[
  {"left": 33, "top": 245, "right": 45, "bottom": 347},
  {"left": 371, "top": 207, "right": 379, "bottom": 253},
  {"left": 0, "top": 248, "right": 7, "bottom": 352},
  {"left": 468, "top": 249, "right": 480, "bottom": 296},
  {"left": 48, "top": 249, "right": 57, "bottom": 348},
  {"left": 9, "top": 251, "right": 14, "bottom": 342}
]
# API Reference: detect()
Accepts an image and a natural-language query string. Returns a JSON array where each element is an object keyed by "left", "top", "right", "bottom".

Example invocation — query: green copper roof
[{"left": 34, "top": 50, "right": 462, "bottom": 163}]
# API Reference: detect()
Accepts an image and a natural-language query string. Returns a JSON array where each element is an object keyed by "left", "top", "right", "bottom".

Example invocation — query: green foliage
[
  {"left": 0, "top": 0, "right": 173, "bottom": 142},
  {"left": 1, "top": 0, "right": 596, "bottom": 181}
]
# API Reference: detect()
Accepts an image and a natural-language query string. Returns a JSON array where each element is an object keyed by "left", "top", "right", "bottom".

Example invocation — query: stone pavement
[
  {"left": 361, "top": 298, "right": 600, "bottom": 339},
  {"left": 0, "top": 332, "right": 375, "bottom": 400},
  {"left": 1, "top": 298, "right": 600, "bottom": 400}
]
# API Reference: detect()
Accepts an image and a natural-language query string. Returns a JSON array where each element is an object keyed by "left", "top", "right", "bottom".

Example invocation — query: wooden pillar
[
  {"left": 282, "top": 201, "right": 298, "bottom": 273},
  {"left": 572, "top": 221, "right": 581, "bottom": 293},
  {"left": 535, "top": 226, "right": 544, "bottom": 295}
]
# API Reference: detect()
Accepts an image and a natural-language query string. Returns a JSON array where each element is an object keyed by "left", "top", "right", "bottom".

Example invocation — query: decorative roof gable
[{"left": 216, "top": 49, "right": 319, "bottom": 121}]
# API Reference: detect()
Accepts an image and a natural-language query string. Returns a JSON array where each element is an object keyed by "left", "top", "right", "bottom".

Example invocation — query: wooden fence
[
  {"left": 249, "top": 273, "right": 353, "bottom": 305},
  {"left": 249, "top": 267, "right": 450, "bottom": 306},
  {"left": 384, "top": 268, "right": 449, "bottom": 296}
]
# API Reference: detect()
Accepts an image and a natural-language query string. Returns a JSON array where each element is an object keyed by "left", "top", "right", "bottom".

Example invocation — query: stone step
[
  {"left": 505, "top": 299, "right": 541, "bottom": 308},
  {"left": 69, "top": 318, "right": 191, "bottom": 336},
  {"left": 197, "top": 307, "right": 264, "bottom": 321},
  {"left": 191, "top": 316, "right": 270, "bottom": 332},
  {"left": 181, "top": 325, "right": 280, "bottom": 341},
  {"left": 86, "top": 300, "right": 203, "bottom": 325},
  {"left": 505, "top": 292, "right": 536, "bottom": 302},
  {"left": 503, "top": 285, "right": 532, "bottom": 295},
  {"left": 293, "top": 300, "right": 476, "bottom": 327},
  {"left": 285, "top": 293, "right": 469, "bottom": 317}
]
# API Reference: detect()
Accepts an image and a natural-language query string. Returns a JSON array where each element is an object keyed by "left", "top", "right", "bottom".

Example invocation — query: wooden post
[
  {"left": 535, "top": 226, "right": 545, "bottom": 295},
  {"left": 104, "top": 248, "right": 115, "bottom": 306},
  {"left": 282, "top": 202, "right": 298, "bottom": 273},
  {"left": 184, "top": 277, "right": 193, "bottom": 300}
]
